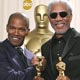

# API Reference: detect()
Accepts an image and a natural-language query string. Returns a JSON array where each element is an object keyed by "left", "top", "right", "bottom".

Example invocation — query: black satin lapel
[
  {"left": 49, "top": 38, "right": 57, "bottom": 75},
  {"left": 12, "top": 54, "right": 22, "bottom": 69},
  {"left": 61, "top": 30, "right": 77, "bottom": 58},
  {"left": 11, "top": 49, "right": 25, "bottom": 69},
  {"left": 3, "top": 39, "right": 23, "bottom": 69}
]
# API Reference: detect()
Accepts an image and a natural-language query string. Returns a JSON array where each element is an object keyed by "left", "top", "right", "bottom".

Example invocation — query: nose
[
  {"left": 56, "top": 13, "right": 63, "bottom": 21},
  {"left": 15, "top": 29, "right": 19, "bottom": 35}
]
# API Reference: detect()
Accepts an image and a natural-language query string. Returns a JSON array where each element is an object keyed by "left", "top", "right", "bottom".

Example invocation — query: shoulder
[
  {"left": 72, "top": 28, "right": 80, "bottom": 37},
  {"left": 0, "top": 40, "right": 5, "bottom": 49},
  {"left": 41, "top": 36, "right": 53, "bottom": 53},
  {"left": 41, "top": 39, "right": 51, "bottom": 48},
  {"left": 0, "top": 40, "right": 8, "bottom": 56}
]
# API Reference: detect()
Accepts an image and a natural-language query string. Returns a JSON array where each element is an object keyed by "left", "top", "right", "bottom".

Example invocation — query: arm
[{"left": 0, "top": 48, "right": 36, "bottom": 80}]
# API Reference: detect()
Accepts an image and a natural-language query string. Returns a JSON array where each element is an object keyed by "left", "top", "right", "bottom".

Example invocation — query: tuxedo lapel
[
  {"left": 49, "top": 38, "right": 57, "bottom": 75},
  {"left": 12, "top": 53, "right": 22, "bottom": 69},
  {"left": 61, "top": 29, "right": 78, "bottom": 58},
  {"left": 3, "top": 39, "right": 24, "bottom": 69}
]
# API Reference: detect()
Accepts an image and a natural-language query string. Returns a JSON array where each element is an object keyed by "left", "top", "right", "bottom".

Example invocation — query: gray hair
[
  {"left": 7, "top": 12, "right": 29, "bottom": 29},
  {"left": 48, "top": 0, "right": 72, "bottom": 16}
]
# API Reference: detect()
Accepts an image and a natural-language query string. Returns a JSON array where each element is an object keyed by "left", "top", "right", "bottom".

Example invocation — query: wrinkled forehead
[
  {"left": 35, "top": 6, "right": 48, "bottom": 14},
  {"left": 50, "top": 3, "right": 68, "bottom": 12}
]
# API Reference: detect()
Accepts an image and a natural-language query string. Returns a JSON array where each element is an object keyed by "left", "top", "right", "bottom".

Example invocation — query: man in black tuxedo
[
  {"left": 41, "top": 0, "right": 80, "bottom": 80},
  {"left": 0, "top": 12, "right": 44, "bottom": 80}
]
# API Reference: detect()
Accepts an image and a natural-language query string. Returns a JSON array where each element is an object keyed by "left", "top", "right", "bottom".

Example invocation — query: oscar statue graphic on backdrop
[
  {"left": 24, "top": 4, "right": 53, "bottom": 56},
  {"left": 56, "top": 57, "right": 66, "bottom": 76},
  {"left": 23, "top": 0, "right": 32, "bottom": 10}
]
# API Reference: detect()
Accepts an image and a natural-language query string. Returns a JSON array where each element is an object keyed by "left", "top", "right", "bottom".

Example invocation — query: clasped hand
[
  {"left": 31, "top": 56, "right": 46, "bottom": 80},
  {"left": 31, "top": 56, "right": 46, "bottom": 71}
]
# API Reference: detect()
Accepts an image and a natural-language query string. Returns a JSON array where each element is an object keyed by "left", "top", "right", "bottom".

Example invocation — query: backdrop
[{"left": 0, "top": 0, "right": 80, "bottom": 41}]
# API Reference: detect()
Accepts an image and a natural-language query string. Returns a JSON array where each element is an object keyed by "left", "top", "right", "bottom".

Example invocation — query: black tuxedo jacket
[
  {"left": 0, "top": 39, "right": 36, "bottom": 80},
  {"left": 41, "top": 28, "right": 80, "bottom": 80}
]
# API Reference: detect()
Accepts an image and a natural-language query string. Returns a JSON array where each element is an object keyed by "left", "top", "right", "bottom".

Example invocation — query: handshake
[{"left": 31, "top": 56, "right": 46, "bottom": 80}]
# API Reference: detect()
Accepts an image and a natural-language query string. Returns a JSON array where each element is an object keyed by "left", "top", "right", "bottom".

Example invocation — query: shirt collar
[
  {"left": 53, "top": 28, "right": 72, "bottom": 42},
  {"left": 21, "top": 44, "right": 25, "bottom": 51},
  {"left": 15, "top": 44, "right": 25, "bottom": 55}
]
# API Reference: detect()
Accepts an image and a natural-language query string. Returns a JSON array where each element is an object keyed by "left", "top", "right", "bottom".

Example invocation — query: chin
[
  {"left": 56, "top": 30, "right": 68, "bottom": 34},
  {"left": 11, "top": 42, "right": 22, "bottom": 47},
  {"left": 56, "top": 32, "right": 66, "bottom": 35}
]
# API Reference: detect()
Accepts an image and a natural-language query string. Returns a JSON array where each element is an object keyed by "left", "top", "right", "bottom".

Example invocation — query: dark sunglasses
[{"left": 50, "top": 11, "right": 68, "bottom": 19}]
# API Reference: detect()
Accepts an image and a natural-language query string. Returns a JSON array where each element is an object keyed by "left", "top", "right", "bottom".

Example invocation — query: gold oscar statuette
[
  {"left": 56, "top": 57, "right": 66, "bottom": 76},
  {"left": 36, "top": 56, "right": 44, "bottom": 77}
]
